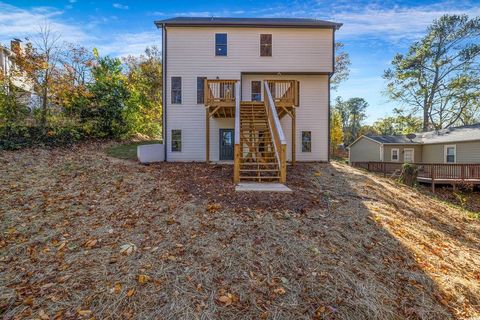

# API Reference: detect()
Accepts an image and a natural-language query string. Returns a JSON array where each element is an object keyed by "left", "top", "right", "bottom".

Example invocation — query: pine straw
[{"left": 0, "top": 142, "right": 479, "bottom": 319}]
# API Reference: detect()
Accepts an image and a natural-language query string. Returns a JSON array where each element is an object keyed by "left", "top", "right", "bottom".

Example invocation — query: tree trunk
[{"left": 423, "top": 105, "right": 429, "bottom": 132}]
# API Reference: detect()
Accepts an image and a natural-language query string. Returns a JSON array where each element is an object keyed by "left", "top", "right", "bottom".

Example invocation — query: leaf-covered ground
[{"left": 1, "top": 142, "right": 479, "bottom": 319}]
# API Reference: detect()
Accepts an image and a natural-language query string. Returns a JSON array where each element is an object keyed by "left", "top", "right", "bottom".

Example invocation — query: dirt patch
[
  {"left": 148, "top": 161, "right": 326, "bottom": 213},
  {"left": 0, "top": 142, "right": 479, "bottom": 319}
]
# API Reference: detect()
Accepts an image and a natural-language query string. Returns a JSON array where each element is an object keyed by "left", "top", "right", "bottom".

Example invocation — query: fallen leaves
[
  {"left": 120, "top": 243, "right": 137, "bottom": 255},
  {"left": 217, "top": 290, "right": 238, "bottom": 306},
  {"left": 206, "top": 203, "right": 222, "bottom": 213},
  {"left": 138, "top": 274, "right": 150, "bottom": 285},
  {"left": 84, "top": 239, "right": 98, "bottom": 249}
]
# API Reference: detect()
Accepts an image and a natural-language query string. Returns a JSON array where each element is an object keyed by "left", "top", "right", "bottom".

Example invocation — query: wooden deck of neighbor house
[
  {"left": 351, "top": 161, "right": 480, "bottom": 192},
  {"left": 204, "top": 79, "right": 299, "bottom": 184}
]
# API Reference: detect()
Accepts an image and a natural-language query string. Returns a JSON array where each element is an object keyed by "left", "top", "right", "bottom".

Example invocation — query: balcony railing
[
  {"left": 204, "top": 79, "right": 238, "bottom": 107},
  {"left": 265, "top": 80, "right": 299, "bottom": 107}
]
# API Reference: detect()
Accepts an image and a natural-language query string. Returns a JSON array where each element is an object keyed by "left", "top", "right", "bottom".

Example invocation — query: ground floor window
[
  {"left": 171, "top": 130, "right": 182, "bottom": 152},
  {"left": 302, "top": 131, "right": 311, "bottom": 152},
  {"left": 445, "top": 145, "right": 456, "bottom": 163},
  {"left": 391, "top": 148, "right": 399, "bottom": 161}
]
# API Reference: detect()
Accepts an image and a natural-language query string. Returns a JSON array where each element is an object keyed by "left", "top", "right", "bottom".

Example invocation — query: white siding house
[{"left": 155, "top": 17, "right": 342, "bottom": 183}]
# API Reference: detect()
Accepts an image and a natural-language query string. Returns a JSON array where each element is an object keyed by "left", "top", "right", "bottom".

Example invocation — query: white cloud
[
  {"left": 96, "top": 31, "right": 161, "bottom": 57},
  {"left": 0, "top": 2, "right": 91, "bottom": 44},
  {"left": 332, "top": 3, "right": 480, "bottom": 41},
  {"left": 112, "top": 3, "right": 129, "bottom": 10}
]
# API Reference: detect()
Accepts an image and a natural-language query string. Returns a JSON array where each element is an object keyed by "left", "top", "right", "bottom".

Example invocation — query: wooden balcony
[
  {"left": 265, "top": 80, "right": 299, "bottom": 118},
  {"left": 204, "top": 79, "right": 237, "bottom": 118}
]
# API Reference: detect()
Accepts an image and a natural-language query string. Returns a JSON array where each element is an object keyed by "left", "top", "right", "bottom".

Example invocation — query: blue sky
[{"left": 1, "top": 0, "right": 479, "bottom": 123}]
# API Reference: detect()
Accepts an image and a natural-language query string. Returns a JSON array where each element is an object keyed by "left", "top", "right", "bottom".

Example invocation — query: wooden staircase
[{"left": 238, "top": 102, "right": 280, "bottom": 182}]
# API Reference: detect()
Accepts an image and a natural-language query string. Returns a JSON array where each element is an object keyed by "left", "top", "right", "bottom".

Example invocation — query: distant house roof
[
  {"left": 154, "top": 17, "right": 342, "bottom": 30},
  {"left": 365, "top": 135, "right": 421, "bottom": 144},
  {"left": 420, "top": 123, "right": 480, "bottom": 144},
  {"left": 351, "top": 123, "right": 480, "bottom": 148}
]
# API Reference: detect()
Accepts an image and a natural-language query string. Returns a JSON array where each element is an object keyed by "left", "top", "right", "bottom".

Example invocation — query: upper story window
[
  {"left": 171, "top": 77, "right": 182, "bottom": 104},
  {"left": 260, "top": 34, "right": 272, "bottom": 57},
  {"left": 197, "top": 77, "right": 206, "bottom": 104},
  {"left": 215, "top": 33, "right": 227, "bottom": 56},
  {"left": 251, "top": 81, "right": 261, "bottom": 101}
]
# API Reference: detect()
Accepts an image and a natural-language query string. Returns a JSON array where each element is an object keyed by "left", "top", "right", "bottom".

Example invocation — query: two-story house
[
  {"left": 1, "top": 39, "right": 36, "bottom": 107},
  {"left": 154, "top": 17, "right": 342, "bottom": 183}
]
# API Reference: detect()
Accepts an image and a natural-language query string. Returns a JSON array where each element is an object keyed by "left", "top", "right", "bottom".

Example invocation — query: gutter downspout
[
  {"left": 160, "top": 24, "right": 167, "bottom": 162},
  {"left": 328, "top": 28, "right": 335, "bottom": 162}
]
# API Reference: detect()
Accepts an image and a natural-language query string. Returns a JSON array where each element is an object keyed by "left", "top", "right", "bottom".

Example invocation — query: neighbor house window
[
  {"left": 171, "top": 130, "right": 182, "bottom": 152},
  {"left": 260, "top": 34, "right": 272, "bottom": 56},
  {"left": 391, "top": 148, "right": 399, "bottom": 161},
  {"left": 197, "top": 77, "right": 206, "bottom": 104},
  {"left": 251, "top": 81, "right": 261, "bottom": 101},
  {"left": 302, "top": 131, "right": 311, "bottom": 152},
  {"left": 171, "top": 77, "right": 182, "bottom": 104},
  {"left": 215, "top": 33, "right": 227, "bottom": 56},
  {"left": 445, "top": 145, "right": 456, "bottom": 163}
]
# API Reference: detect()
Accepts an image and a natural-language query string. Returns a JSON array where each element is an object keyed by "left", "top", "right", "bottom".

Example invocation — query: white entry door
[{"left": 404, "top": 149, "right": 414, "bottom": 163}]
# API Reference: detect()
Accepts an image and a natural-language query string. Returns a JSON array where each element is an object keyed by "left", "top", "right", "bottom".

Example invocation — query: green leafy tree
[
  {"left": 335, "top": 97, "right": 368, "bottom": 144},
  {"left": 123, "top": 46, "right": 162, "bottom": 138},
  {"left": 384, "top": 14, "right": 480, "bottom": 131},
  {"left": 86, "top": 53, "right": 129, "bottom": 138},
  {"left": 330, "top": 109, "right": 343, "bottom": 156},
  {"left": 373, "top": 108, "right": 423, "bottom": 135}
]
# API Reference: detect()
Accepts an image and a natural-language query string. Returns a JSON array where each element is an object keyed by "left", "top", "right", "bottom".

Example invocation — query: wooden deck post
[
  {"left": 206, "top": 107, "right": 210, "bottom": 163},
  {"left": 431, "top": 165, "right": 436, "bottom": 193},
  {"left": 383, "top": 162, "right": 387, "bottom": 178},
  {"left": 291, "top": 109, "right": 296, "bottom": 166},
  {"left": 234, "top": 144, "right": 240, "bottom": 183}
]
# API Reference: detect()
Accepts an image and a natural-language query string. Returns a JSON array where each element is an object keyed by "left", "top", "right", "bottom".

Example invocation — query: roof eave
[{"left": 154, "top": 21, "right": 342, "bottom": 30}]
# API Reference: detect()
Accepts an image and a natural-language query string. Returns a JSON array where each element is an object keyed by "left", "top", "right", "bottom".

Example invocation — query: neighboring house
[
  {"left": 154, "top": 17, "right": 342, "bottom": 183},
  {"left": 348, "top": 123, "right": 480, "bottom": 164},
  {"left": 0, "top": 39, "right": 37, "bottom": 107}
]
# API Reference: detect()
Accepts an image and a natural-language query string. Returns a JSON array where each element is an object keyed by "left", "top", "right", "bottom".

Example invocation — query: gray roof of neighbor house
[
  {"left": 420, "top": 123, "right": 480, "bottom": 144},
  {"left": 361, "top": 123, "right": 480, "bottom": 146},
  {"left": 154, "top": 17, "right": 342, "bottom": 29},
  {"left": 365, "top": 135, "right": 421, "bottom": 144}
]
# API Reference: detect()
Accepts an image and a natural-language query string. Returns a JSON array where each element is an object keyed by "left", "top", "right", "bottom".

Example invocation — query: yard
[{"left": 1, "top": 142, "right": 479, "bottom": 319}]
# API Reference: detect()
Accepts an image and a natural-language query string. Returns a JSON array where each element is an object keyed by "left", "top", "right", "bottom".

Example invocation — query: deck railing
[
  {"left": 265, "top": 80, "right": 299, "bottom": 107},
  {"left": 351, "top": 161, "right": 480, "bottom": 191},
  {"left": 204, "top": 79, "right": 237, "bottom": 107},
  {"left": 264, "top": 81, "right": 287, "bottom": 183}
]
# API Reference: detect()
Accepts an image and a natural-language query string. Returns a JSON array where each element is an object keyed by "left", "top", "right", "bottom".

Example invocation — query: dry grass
[{"left": 0, "top": 142, "right": 479, "bottom": 319}]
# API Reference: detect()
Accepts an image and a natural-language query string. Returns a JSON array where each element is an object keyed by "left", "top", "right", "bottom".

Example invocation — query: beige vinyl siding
[
  {"left": 165, "top": 26, "right": 333, "bottom": 161},
  {"left": 349, "top": 138, "right": 381, "bottom": 162},
  {"left": 423, "top": 141, "right": 480, "bottom": 163},
  {"left": 383, "top": 145, "right": 423, "bottom": 163},
  {"left": 242, "top": 74, "right": 329, "bottom": 161}
]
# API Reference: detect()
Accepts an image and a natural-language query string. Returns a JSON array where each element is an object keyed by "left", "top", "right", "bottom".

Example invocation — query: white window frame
[
  {"left": 404, "top": 148, "right": 414, "bottom": 163},
  {"left": 391, "top": 148, "right": 399, "bottom": 162},
  {"left": 444, "top": 144, "right": 456, "bottom": 163}
]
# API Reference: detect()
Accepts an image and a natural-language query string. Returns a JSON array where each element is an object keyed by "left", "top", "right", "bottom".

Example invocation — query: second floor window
[
  {"left": 215, "top": 33, "right": 227, "bottom": 56},
  {"left": 260, "top": 34, "right": 272, "bottom": 56},
  {"left": 251, "top": 81, "right": 261, "bottom": 101},
  {"left": 171, "top": 77, "right": 181, "bottom": 104},
  {"left": 197, "top": 77, "right": 206, "bottom": 104}
]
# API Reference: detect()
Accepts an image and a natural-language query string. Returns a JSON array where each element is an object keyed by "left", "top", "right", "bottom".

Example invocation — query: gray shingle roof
[
  {"left": 154, "top": 17, "right": 342, "bottom": 29},
  {"left": 366, "top": 135, "right": 421, "bottom": 144},
  {"left": 365, "top": 123, "right": 480, "bottom": 145}
]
